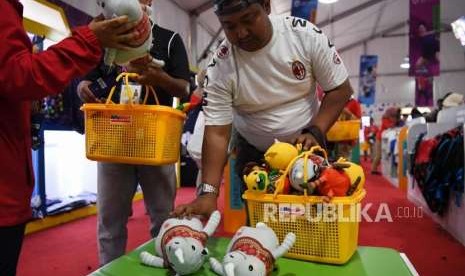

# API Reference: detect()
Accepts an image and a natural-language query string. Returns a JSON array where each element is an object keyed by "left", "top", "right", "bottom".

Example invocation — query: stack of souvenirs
[{"left": 242, "top": 140, "right": 365, "bottom": 200}]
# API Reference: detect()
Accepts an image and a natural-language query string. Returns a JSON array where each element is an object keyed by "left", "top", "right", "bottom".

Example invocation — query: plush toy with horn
[
  {"left": 140, "top": 210, "right": 221, "bottom": 275},
  {"left": 209, "top": 222, "right": 296, "bottom": 276},
  {"left": 96, "top": 0, "right": 165, "bottom": 68}
]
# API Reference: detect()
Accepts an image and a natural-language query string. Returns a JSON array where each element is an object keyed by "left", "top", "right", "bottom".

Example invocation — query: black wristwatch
[
  {"left": 301, "top": 125, "right": 327, "bottom": 149},
  {"left": 196, "top": 183, "right": 219, "bottom": 197}
]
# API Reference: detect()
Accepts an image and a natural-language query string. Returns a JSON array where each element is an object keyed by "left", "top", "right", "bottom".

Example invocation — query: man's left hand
[
  {"left": 133, "top": 65, "right": 168, "bottom": 87},
  {"left": 292, "top": 133, "right": 320, "bottom": 151}
]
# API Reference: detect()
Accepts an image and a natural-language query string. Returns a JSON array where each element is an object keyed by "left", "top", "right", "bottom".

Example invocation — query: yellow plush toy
[
  {"left": 243, "top": 164, "right": 270, "bottom": 193},
  {"left": 264, "top": 140, "right": 300, "bottom": 171},
  {"left": 333, "top": 157, "right": 365, "bottom": 195}
]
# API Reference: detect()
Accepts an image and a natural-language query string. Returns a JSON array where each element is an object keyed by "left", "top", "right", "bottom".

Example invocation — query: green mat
[{"left": 90, "top": 237, "right": 413, "bottom": 276}]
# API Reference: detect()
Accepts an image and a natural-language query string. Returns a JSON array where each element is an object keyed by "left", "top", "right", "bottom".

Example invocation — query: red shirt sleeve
[{"left": 0, "top": 1, "right": 103, "bottom": 101}]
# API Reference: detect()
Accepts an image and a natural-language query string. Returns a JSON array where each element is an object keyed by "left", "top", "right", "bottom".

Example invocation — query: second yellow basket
[
  {"left": 326, "top": 120, "right": 361, "bottom": 142},
  {"left": 81, "top": 73, "right": 186, "bottom": 166}
]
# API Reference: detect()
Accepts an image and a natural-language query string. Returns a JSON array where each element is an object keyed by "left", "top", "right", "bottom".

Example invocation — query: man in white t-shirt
[{"left": 172, "top": 0, "right": 353, "bottom": 218}]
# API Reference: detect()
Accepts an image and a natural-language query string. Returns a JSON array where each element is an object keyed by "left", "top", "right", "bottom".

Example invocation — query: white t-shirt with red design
[{"left": 203, "top": 15, "right": 348, "bottom": 152}]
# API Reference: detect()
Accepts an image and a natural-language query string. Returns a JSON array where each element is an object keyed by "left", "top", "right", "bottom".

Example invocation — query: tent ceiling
[
  {"left": 171, "top": 0, "right": 211, "bottom": 13},
  {"left": 173, "top": 0, "right": 462, "bottom": 55}
]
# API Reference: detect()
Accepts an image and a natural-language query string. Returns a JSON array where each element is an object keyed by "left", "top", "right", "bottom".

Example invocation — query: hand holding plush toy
[
  {"left": 96, "top": 0, "right": 165, "bottom": 68},
  {"left": 140, "top": 210, "right": 221, "bottom": 275}
]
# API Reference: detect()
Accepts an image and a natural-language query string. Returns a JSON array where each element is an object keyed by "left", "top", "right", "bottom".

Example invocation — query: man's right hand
[
  {"left": 77, "top": 80, "right": 101, "bottom": 103},
  {"left": 170, "top": 194, "right": 218, "bottom": 219},
  {"left": 88, "top": 15, "right": 140, "bottom": 50}
]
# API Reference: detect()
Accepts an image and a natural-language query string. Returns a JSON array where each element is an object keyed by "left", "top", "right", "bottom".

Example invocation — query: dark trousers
[
  {"left": 0, "top": 223, "right": 26, "bottom": 276},
  {"left": 233, "top": 132, "right": 265, "bottom": 188},
  {"left": 232, "top": 133, "right": 265, "bottom": 226}
]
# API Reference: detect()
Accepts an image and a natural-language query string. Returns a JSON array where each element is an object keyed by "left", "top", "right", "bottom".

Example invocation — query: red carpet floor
[{"left": 17, "top": 162, "right": 465, "bottom": 276}]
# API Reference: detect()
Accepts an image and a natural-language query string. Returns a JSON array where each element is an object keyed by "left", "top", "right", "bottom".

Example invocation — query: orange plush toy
[{"left": 311, "top": 167, "right": 351, "bottom": 200}]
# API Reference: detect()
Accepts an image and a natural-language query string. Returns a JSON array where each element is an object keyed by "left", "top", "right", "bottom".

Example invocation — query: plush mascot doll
[
  {"left": 209, "top": 222, "right": 296, "bottom": 276},
  {"left": 289, "top": 153, "right": 325, "bottom": 193},
  {"left": 242, "top": 163, "right": 270, "bottom": 193},
  {"left": 242, "top": 162, "right": 291, "bottom": 194},
  {"left": 333, "top": 158, "right": 365, "bottom": 196},
  {"left": 140, "top": 211, "right": 221, "bottom": 275},
  {"left": 313, "top": 167, "right": 351, "bottom": 198},
  {"left": 96, "top": 0, "right": 165, "bottom": 67},
  {"left": 264, "top": 140, "right": 300, "bottom": 171}
]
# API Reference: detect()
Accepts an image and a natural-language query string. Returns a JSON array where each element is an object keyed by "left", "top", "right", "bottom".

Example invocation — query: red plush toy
[
  {"left": 313, "top": 167, "right": 351, "bottom": 198},
  {"left": 177, "top": 93, "right": 202, "bottom": 113}
]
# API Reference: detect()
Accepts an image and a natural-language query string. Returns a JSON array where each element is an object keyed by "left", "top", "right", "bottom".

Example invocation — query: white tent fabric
[{"left": 58, "top": 0, "right": 465, "bottom": 105}]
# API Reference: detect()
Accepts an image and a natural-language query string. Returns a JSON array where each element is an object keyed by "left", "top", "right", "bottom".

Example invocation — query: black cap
[{"left": 213, "top": 0, "right": 260, "bottom": 16}]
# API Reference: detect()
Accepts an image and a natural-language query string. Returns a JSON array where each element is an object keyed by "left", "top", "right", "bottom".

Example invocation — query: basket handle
[
  {"left": 272, "top": 145, "right": 330, "bottom": 198},
  {"left": 105, "top": 72, "right": 160, "bottom": 106},
  {"left": 307, "top": 145, "right": 330, "bottom": 166}
]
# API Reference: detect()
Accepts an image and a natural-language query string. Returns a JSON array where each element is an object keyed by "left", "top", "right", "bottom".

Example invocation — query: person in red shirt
[
  {"left": 371, "top": 107, "right": 401, "bottom": 174},
  {"left": 363, "top": 117, "right": 379, "bottom": 160},
  {"left": 0, "top": 1, "right": 140, "bottom": 275}
]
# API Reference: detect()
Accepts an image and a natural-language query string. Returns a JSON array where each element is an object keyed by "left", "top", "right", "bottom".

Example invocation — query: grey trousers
[{"left": 96, "top": 162, "right": 176, "bottom": 265}]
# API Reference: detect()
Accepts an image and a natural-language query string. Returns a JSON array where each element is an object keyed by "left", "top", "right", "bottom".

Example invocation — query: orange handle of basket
[
  {"left": 143, "top": 85, "right": 160, "bottom": 105},
  {"left": 105, "top": 72, "right": 160, "bottom": 106}
]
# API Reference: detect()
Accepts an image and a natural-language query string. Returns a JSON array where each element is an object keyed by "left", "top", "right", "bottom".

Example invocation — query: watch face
[{"left": 197, "top": 183, "right": 217, "bottom": 196}]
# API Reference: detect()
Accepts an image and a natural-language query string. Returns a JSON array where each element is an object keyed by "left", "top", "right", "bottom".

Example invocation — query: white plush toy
[
  {"left": 96, "top": 0, "right": 165, "bottom": 67},
  {"left": 140, "top": 210, "right": 221, "bottom": 276},
  {"left": 209, "top": 223, "right": 296, "bottom": 276},
  {"left": 289, "top": 154, "right": 325, "bottom": 192}
]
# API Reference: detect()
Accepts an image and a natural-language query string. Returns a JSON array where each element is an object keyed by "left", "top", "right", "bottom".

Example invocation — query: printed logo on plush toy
[
  {"left": 217, "top": 45, "right": 229, "bottom": 59},
  {"left": 292, "top": 60, "right": 306, "bottom": 80}
]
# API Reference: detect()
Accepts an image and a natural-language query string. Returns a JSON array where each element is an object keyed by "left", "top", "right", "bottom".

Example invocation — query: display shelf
[
  {"left": 405, "top": 105, "right": 465, "bottom": 247},
  {"left": 381, "top": 128, "right": 401, "bottom": 187}
]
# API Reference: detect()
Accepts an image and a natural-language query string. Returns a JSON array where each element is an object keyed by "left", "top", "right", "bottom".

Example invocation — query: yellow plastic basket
[
  {"left": 326, "top": 120, "right": 361, "bottom": 142},
  {"left": 243, "top": 189, "right": 365, "bottom": 264},
  {"left": 81, "top": 73, "right": 186, "bottom": 165},
  {"left": 243, "top": 146, "right": 366, "bottom": 264}
]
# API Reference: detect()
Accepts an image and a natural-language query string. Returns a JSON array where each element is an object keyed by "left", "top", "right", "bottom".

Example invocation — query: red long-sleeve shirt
[{"left": 0, "top": 0, "right": 103, "bottom": 226}]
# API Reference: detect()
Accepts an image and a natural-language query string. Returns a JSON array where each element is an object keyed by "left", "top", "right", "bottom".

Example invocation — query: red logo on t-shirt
[
  {"left": 217, "top": 45, "right": 229, "bottom": 59},
  {"left": 292, "top": 60, "right": 306, "bottom": 80}
]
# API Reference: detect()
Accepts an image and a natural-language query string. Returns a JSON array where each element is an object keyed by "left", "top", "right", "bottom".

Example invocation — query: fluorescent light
[
  {"left": 451, "top": 16, "right": 465, "bottom": 46},
  {"left": 400, "top": 63, "right": 410, "bottom": 69},
  {"left": 400, "top": 57, "right": 410, "bottom": 69},
  {"left": 319, "top": 0, "right": 339, "bottom": 4}
]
